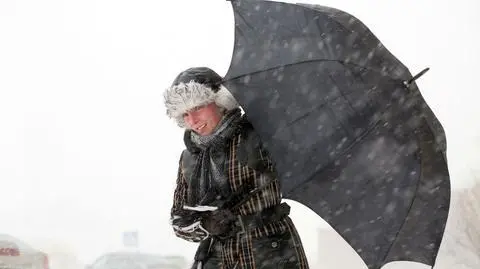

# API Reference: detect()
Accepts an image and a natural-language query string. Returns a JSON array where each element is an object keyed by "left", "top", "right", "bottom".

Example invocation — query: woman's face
[{"left": 183, "top": 103, "right": 223, "bottom": 136}]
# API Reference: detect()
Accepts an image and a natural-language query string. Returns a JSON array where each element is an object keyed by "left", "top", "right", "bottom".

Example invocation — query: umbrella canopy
[{"left": 222, "top": 1, "right": 450, "bottom": 268}]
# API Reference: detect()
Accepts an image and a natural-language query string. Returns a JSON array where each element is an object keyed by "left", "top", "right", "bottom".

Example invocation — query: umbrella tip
[{"left": 404, "top": 67, "right": 430, "bottom": 88}]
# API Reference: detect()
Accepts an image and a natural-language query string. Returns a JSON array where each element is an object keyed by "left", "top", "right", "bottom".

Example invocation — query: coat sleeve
[
  {"left": 169, "top": 152, "right": 209, "bottom": 242},
  {"left": 170, "top": 152, "right": 187, "bottom": 217}
]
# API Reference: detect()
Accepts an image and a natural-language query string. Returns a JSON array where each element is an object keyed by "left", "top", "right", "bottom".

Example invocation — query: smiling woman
[
  {"left": 163, "top": 66, "right": 311, "bottom": 269},
  {"left": 0, "top": 0, "right": 479, "bottom": 268}
]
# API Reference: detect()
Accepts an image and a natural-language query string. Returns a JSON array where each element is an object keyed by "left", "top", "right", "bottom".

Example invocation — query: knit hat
[{"left": 163, "top": 67, "right": 240, "bottom": 128}]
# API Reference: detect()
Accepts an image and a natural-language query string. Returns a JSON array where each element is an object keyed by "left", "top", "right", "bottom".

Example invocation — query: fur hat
[{"left": 163, "top": 67, "right": 240, "bottom": 128}]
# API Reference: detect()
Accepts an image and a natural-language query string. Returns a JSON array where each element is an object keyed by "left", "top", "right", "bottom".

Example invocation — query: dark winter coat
[{"left": 170, "top": 111, "right": 310, "bottom": 269}]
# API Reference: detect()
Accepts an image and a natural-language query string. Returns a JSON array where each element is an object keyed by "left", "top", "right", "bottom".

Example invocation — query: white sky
[{"left": 0, "top": 0, "right": 479, "bottom": 268}]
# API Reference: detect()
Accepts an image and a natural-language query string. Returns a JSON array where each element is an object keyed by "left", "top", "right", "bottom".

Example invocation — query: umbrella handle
[{"left": 403, "top": 67, "right": 430, "bottom": 88}]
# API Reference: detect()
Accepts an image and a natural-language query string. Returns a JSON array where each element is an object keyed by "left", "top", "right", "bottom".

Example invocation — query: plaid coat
[{"left": 170, "top": 116, "right": 309, "bottom": 269}]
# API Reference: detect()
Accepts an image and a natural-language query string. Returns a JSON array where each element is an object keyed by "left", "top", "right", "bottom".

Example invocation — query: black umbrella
[{"left": 222, "top": 1, "right": 451, "bottom": 268}]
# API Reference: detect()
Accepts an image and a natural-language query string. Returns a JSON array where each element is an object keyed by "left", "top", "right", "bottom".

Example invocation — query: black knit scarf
[{"left": 185, "top": 108, "right": 243, "bottom": 206}]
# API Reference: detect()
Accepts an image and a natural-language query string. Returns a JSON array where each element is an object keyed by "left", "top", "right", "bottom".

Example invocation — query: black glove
[
  {"left": 201, "top": 209, "right": 237, "bottom": 236},
  {"left": 171, "top": 211, "right": 210, "bottom": 242}
]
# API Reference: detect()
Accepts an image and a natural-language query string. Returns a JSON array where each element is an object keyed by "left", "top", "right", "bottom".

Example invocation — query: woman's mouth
[{"left": 196, "top": 123, "right": 207, "bottom": 131}]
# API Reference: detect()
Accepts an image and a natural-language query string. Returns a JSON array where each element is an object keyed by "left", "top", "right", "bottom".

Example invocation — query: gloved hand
[
  {"left": 201, "top": 208, "right": 236, "bottom": 236},
  {"left": 171, "top": 213, "right": 210, "bottom": 242},
  {"left": 172, "top": 205, "right": 237, "bottom": 239}
]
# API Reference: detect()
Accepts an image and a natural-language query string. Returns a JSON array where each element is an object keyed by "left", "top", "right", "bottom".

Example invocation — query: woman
[{"left": 163, "top": 67, "right": 310, "bottom": 269}]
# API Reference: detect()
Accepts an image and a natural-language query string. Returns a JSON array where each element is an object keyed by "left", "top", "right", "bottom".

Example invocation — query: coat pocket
[{"left": 248, "top": 230, "right": 301, "bottom": 269}]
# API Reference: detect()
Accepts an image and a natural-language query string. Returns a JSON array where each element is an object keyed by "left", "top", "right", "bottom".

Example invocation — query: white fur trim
[
  {"left": 216, "top": 86, "right": 240, "bottom": 111},
  {"left": 163, "top": 81, "right": 239, "bottom": 128}
]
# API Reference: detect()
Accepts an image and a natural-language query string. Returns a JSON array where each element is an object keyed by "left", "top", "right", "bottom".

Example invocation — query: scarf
[{"left": 187, "top": 108, "right": 243, "bottom": 205}]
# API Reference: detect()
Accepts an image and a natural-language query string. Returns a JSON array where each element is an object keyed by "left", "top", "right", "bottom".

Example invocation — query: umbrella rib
[
  {"left": 223, "top": 59, "right": 402, "bottom": 84},
  {"left": 378, "top": 185, "right": 420, "bottom": 266},
  {"left": 224, "top": 59, "right": 335, "bottom": 82},
  {"left": 327, "top": 72, "right": 363, "bottom": 137}
]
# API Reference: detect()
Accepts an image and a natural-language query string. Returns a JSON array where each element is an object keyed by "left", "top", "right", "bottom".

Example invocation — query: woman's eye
[{"left": 193, "top": 105, "right": 205, "bottom": 111}]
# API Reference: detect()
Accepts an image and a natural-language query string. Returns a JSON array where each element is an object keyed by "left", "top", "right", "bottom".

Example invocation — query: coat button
[{"left": 271, "top": 242, "right": 278, "bottom": 248}]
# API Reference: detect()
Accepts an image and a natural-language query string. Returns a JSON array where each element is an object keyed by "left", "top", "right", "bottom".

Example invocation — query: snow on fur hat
[{"left": 163, "top": 67, "right": 240, "bottom": 128}]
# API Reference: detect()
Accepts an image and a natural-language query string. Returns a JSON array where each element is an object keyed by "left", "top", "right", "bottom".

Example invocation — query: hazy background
[{"left": 0, "top": 0, "right": 478, "bottom": 268}]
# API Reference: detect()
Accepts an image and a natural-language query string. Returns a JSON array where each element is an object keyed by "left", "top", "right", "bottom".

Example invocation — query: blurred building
[
  {"left": 28, "top": 238, "right": 85, "bottom": 269},
  {"left": 434, "top": 182, "right": 480, "bottom": 269}
]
